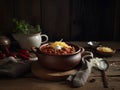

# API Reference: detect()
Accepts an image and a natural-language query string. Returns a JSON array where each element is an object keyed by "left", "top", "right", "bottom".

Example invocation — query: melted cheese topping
[{"left": 51, "top": 41, "right": 71, "bottom": 49}]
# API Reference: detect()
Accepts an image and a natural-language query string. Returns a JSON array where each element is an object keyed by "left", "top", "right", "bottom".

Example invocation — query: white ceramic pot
[{"left": 12, "top": 33, "right": 48, "bottom": 50}]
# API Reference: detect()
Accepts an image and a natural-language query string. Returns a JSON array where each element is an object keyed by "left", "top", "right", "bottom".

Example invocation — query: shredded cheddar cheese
[
  {"left": 97, "top": 47, "right": 113, "bottom": 52},
  {"left": 51, "top": 41, "right": 71, "bottom": 49}
]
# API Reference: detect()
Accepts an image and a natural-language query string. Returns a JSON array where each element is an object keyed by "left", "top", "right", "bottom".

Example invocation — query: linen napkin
[
  {"left": 67, "top": 51, "right": 93, "bottom": 88},
  {"left": 0, "top": 56, "right": 31, "bottom": 78}
]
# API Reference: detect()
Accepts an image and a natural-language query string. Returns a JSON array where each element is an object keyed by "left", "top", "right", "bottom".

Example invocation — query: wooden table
[{"left": 0, "top": 42, "right": 120, "bottom": 90}]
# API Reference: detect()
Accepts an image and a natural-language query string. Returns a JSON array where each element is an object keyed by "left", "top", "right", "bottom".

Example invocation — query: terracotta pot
[{"left": 33, "top": 43, "right": 85, "bottom": 71}]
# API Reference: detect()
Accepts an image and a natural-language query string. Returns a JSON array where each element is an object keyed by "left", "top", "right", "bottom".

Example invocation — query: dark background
[{"left": 0, "top": 0, "right": 120, "bottom": 41}]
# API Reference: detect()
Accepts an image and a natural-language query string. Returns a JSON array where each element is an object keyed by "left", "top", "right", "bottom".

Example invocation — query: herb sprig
[{"left": 12, "top": 19, "right": 41, "bottom": 35}]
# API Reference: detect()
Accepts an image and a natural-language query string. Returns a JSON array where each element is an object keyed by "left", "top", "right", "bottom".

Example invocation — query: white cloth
[{"left": 67, "top": 51, "right": 93, "bottom": 88}]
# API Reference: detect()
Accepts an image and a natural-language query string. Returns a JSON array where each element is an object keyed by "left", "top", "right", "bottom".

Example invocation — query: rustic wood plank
[
  {"left": 14, "top": 0, "right": 33, "bottom": 21},
  {"left": 13, "top": 0, "right": 41, "bottom": 29},
  {"left": 0, "top": 77, "right": 120, "bottom": 90},
  {"left": 41, "top": 0, "right": 70, "bottom": 41},
  {"left": 30, "top": 0, "right": 41, "bottom": 25},
  {"left": 0, "top": 0, "right": 14, "bottom": 34},
  {"left": 114, "top": 0, "right": 120, "bottom": 40},
  {"left": 70, "top": 0, "right": 115, "bottom": 41}
]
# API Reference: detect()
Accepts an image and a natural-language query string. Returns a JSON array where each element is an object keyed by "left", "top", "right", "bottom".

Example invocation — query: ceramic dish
[
  {"left": 96, "top": 46, "right": 115, "bottom": 57},
  {"left": 32, "top": 42, "right": 85, "bottom": 71}
]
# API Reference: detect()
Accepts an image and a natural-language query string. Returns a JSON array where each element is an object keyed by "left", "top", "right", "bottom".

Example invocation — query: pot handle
[
  {"left": 80, "top": 47, "right": 85, "bottom": 54},
  {"left": 41, "top": 34, "right": 49, "bottom": 44},
  {"left": 81, "top": 51, "right": 93, "bottom": 60}
]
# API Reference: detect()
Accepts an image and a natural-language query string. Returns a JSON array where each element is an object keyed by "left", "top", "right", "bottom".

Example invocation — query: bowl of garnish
[
  {"left": 32, "top": 41, "right": 85, "bottom": 71},
  {"left": 96, "top": 46, "right": 115, "bottom": 56}
]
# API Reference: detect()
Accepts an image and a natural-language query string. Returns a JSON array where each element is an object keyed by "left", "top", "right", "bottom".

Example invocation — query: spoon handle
[{"left": 101, "top": 70, "right": 109, "bottom": 88}]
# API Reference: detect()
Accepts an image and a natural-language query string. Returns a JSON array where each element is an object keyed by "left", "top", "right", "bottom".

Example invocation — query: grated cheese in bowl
[{"left": 97, "top": 46, "right": 113, "bottom": 52}]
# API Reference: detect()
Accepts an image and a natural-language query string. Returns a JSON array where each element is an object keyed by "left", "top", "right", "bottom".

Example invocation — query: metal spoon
[
  {"left": 99, "top": 60, "right": 109, "bottom": 88},
  {"left": 92, "top": 58, "right": 109, "bottom": 88}
]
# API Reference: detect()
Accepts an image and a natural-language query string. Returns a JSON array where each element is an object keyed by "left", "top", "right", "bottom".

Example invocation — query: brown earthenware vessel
[{"left": 33, "top": 43, "right": 85, "bottom": 71}]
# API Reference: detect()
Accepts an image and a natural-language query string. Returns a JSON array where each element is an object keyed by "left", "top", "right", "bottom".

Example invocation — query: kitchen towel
[
  {"left": 0, "top": 56, "right": 31, "bottom": 78},
  {"left": 67, "top": 51, "right": 93, "bottom": 88}
]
